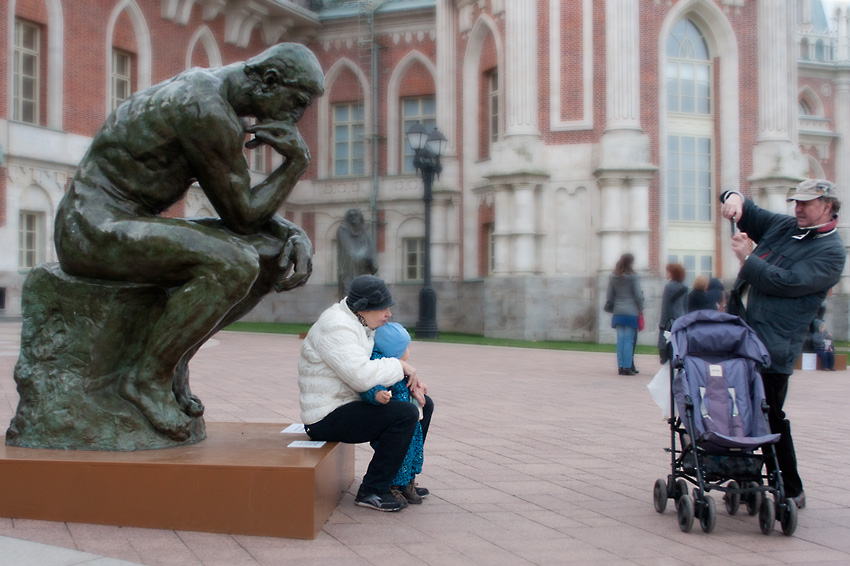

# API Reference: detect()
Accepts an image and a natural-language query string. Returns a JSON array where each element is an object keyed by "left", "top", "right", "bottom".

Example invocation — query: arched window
[
  {"left": 667, "top": 19, "right": 710, "bottom": 115},
  {"left": 666, "top": 19, "right": 715, "bottom": 281}
]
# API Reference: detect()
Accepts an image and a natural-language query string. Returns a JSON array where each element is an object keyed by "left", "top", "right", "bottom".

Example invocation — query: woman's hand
[
  {"left": 410, "top": 382, "right": 427, "bottom": 406},
  {"left": 400, "top": 359, "right": 419, "bottom": 390}
]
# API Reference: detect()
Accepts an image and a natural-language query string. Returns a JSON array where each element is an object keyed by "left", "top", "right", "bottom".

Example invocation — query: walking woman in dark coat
[
  {"left": 605, "top": 253, "right": 644, "bottom": 375},
  {"left": 657, "top": 263, "right": 687, "bottom": 363}
]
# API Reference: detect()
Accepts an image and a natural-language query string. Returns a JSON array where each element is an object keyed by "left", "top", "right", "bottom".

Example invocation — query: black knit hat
[{"left": 346, "top": 275, "right": 396, "bottom": 311}]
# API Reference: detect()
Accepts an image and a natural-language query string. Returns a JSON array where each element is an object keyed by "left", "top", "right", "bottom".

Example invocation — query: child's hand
[{"left": 375, "top": 390, "right": 391, "bottom": 404}]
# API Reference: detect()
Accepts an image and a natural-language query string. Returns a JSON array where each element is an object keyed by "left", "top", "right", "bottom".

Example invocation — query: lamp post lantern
[{"left": 406, "top": 121, "right": 447, "bottom": 339}]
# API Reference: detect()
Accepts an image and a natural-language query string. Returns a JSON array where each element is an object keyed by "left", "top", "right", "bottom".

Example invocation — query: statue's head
[
  {"left": 344, "top": 208, "right": 364, "bottom": 228},
  {"left": 242, "top": 43, "right": 324, "bottom": 123}
]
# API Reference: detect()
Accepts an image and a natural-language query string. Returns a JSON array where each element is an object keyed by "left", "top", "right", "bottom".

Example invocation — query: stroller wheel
[
  {"left": 675, "top": 479, "right": 689, "bottom": 502},
  {"left": 780, "top": 498, "right": 798, "bottom": 536},
  {"left": 758, "top": 495, "right": 775, "bottom": 535},
  {"left": 724, "top": 480, "right": 741, "bottom": 515},
  {"left": 699, "top": 494, "right": 717, "bottom": 534},
  {"left": 653, "top": 479, "right": 668, "bottom": 513},
  {"left": 745, "top": 481, "right": 762, "bottom": 516},
  {"left": 677, "top": 494, "right": 695, "bottom": 533}
]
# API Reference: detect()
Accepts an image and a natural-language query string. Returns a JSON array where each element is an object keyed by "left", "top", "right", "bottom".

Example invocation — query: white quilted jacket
[{"left": 298, "top": 300, "right": 404, "bottom": 424}]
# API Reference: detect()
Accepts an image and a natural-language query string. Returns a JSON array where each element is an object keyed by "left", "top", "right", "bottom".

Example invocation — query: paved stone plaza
[{"left": 1, "top": 320, "right": 850, "bottom": 565}]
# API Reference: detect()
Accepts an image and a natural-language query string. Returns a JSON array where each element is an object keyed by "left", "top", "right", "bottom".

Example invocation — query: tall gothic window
[
  {"left": 333, "top": 103, "right": 365, "bottom": 177},
  {"left": 19, "top": 211, "right": 44, "bottom": 270},
  {"left": 666, "top": 19, "right": 715, "bottom": 280},
  {"left": 13, "top": 20, "right": 40, "bottom": 124},
  {"left": 488, "top": 69, "right": 499, "bottom": 144},
  {"left": 111, "top": 50, "right": 132, "bottom": 112},
  {"left": 402, "top": 97, "right": 436, "bottom": 173}
]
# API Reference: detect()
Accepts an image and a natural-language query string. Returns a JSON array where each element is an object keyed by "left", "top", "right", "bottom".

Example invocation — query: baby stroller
[{"left": 652, "top": 310, "right": 797, "bottom": 535}]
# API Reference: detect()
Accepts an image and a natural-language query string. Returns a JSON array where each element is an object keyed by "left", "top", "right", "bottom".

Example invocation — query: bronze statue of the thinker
[{"left": 6, "top": 43, "right": 323, "bottom": 450}]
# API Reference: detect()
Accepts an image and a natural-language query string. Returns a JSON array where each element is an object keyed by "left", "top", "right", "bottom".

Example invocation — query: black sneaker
[{"left": 354, "top": 487, "right": 403, "bottom": 512}]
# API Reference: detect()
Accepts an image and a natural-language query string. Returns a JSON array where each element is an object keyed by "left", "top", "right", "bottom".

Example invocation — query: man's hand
[
  {"left": 731, "top": 232, "right": 752, "bottom": 264},
  {"left": 245, "top": 120, "right": 310, "bottom": 165},
  {"left": 375, "top": 390, "right": 391, "bottom": 404},
  {"left": 721, "top": 192, "right": 743, "bottom": 222}
]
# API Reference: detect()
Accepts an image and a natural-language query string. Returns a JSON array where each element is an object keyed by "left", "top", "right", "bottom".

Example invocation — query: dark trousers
[
  {"left": 761, "top": 372, "right": 803, "bottom": 498},
  {"left": 305, "top": 395, "right": 433, "bottom": 494},
  {"left": 816, "top": 348, "right": 835, "bottom": 370}
]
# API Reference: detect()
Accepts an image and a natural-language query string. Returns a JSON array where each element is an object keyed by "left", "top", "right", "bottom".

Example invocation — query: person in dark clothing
[
  {"left": 687, "top": 275, "right": 713, "bottom": 312},
  {"left": 605, "top": 253, "right": 644, "bottom": 375},
  {"left": 707, "top": 277, "right": 727, "bottom": 312},
  {"left": 811, "top": 319, "right": 836, "bottom": 371},
  {"left": 658, "top": 263, "right": 688, "bottom": 363},
  {"left": 720, "top": 179, "right": 846, "bottom": 510}
]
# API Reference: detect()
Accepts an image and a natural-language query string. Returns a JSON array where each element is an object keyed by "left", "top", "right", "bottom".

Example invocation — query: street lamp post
[{"left": 406, "top": 121, "right": 448, "bottom": 339}]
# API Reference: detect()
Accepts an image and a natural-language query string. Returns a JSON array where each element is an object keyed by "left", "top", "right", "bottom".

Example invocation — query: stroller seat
[{"left": 675, "top": 354, "right": 780, "bottom": 451}]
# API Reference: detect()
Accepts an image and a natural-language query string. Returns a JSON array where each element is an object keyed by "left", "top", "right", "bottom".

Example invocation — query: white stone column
[
  {"left": 492, "top": 185, "right": 512, "bottom": 276},
  {"left": 597, "top": 177, "right": 625, "bottom": 271},
  {"left": 436, "top": 0, "right": 457, "bottom": 155},
  {"left": 604, "top": 0, "right": 641, "bottom": 132},
  {"left": 511, "top": 182, "right": 538, "bottom": 275},
  {"left": 594, "top": 0, "right": 655, "bottom": 274},
  {"left": 503, "top": 0, "right": 539, "bottom": 137},
  {"left": 751, "top": 0, "right": 806, "bottom": 197},
  {"left": 627, "top": 175, "right": 652, "bottom": 270}
]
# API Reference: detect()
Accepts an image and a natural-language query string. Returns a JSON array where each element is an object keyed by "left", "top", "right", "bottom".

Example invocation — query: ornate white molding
[{"left": 162, "top": 0, "right": 318, "bottom": 46}]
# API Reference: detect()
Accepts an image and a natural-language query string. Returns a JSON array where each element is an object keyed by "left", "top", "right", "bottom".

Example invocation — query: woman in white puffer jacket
[{"left": 298, "top": 275, "right": 429, "bottom": 512}]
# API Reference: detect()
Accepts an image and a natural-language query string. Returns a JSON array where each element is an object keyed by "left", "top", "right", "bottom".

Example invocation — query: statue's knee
[{"left": 218, "top": 247, "right": 261, "bottom": 292}]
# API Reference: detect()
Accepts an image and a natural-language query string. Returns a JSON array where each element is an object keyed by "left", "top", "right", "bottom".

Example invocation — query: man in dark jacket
[{"left": 720, "top": 179, "right": 845, "bottom": 509}]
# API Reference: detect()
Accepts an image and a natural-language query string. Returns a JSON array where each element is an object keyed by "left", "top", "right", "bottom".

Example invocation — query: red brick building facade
[{"left": 1, "top": 0, "right": 848, "bottom": 342}]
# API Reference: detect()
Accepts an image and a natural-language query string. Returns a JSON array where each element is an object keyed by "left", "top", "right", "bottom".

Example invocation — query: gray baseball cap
[{"left": 788, "top": 179, "right": 836, "bottom": 202}]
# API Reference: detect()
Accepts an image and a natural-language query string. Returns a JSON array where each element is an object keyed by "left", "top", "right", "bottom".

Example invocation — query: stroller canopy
[{"left": 670, "top": 310, "right": 770, "bottom": 369}]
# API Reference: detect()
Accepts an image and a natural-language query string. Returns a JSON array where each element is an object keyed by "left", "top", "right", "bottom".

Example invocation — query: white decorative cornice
[{"left": 162, "top": 0, "right": 319, "bottom": 46}]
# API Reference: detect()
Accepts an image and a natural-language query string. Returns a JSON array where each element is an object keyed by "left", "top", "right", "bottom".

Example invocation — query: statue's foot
[
  {"left": 119, "top": 376, "right": 192, "bottom": 441},
  {"left": 172, "top": 363, "right": 205, "bottom": 417},
  {"left": 175, "top": 391, "right": 205, "bottom": 417}
]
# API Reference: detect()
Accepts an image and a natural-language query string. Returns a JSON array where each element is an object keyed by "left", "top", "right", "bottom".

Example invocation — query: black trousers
[
  {"left": 305, "top": 395, "right": 434, "bottom": 494},
  {"left": 761, "top": 372, "right": 803, "bottom": 498}
]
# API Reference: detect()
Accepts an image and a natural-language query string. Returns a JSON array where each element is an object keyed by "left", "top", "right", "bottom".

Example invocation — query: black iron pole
[{"left": 415, "top": 151, "right": 439, "bottom": 339}]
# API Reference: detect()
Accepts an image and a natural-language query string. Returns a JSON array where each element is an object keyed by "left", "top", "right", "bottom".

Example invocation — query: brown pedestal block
[{"left": 0, "top": 422, "right": 354, "bottom": 539}]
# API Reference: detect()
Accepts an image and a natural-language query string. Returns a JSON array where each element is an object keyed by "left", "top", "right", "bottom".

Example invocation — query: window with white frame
[
  {"left": 333, "top": 103, "right": 365, "bottom": 177},
  {"left": 402, "top": 97, "right": 436, "bottom": 173},
  {"left": 112, "top": 50, "right": 132, "bottom": 112},
  {"left": 667, "top": 135, "right": 712, "bottom": 222},
  {"left": 402, "top": 237, "right": 424, "bottom": 282},
  {"left": 666, "top": 19, "right": 716, "bottom": 276},
  {"left": 19, "top": 211, "right": 44, "bottom": 270},
  {"left": 666, "top": 19, "right": 711, "bottom": 115},
  {"left": 13, "top": 20, "right": 40, "bottom": 124}
]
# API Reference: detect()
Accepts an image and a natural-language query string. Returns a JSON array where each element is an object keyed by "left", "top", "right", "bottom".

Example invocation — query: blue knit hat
[{"left": 374, "top": 322, "right": 411, "bottom": 359}]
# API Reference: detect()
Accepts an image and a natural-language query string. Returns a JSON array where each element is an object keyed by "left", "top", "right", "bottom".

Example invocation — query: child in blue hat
[{"left": 361, "top": 322, "right": 430, "bottom": 505}]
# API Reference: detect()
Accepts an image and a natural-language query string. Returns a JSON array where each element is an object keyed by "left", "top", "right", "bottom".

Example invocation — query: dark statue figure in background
[
  {"left": 336, "top": 208, "right": 378, "bottom": 299},
  {"left": 6, "top": 43, "right": 324, "bottom": 450}
]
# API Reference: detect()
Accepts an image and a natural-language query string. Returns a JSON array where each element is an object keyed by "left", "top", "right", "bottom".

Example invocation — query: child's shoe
[{"left": 401, "top": 481, "right": 423, "bottom": 504}]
